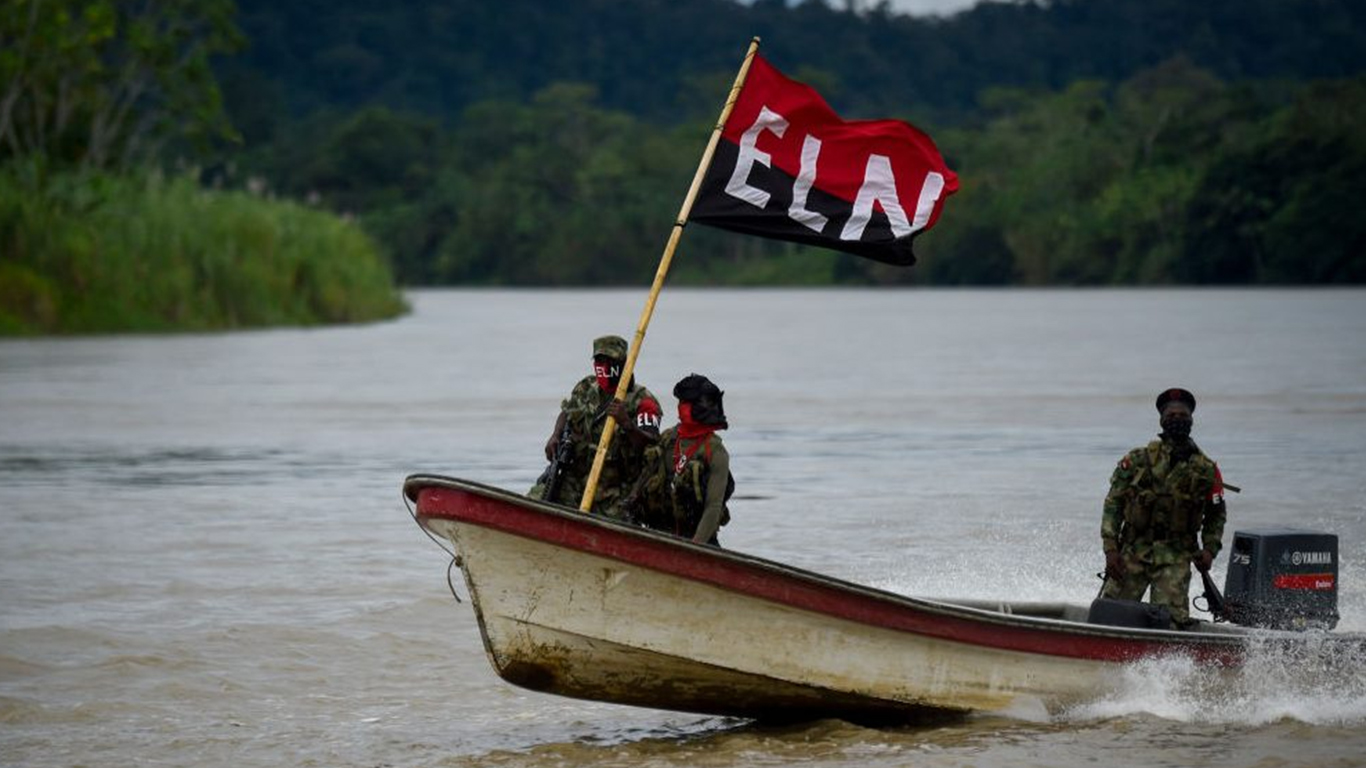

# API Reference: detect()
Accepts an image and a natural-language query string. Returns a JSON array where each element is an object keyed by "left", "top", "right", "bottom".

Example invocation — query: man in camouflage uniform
[
  {"left": 530, "top": 335, "right": 661, "bottom": 517},
  {"left": 1101, "top": 387, "right": 1228, "bottom": 628}
]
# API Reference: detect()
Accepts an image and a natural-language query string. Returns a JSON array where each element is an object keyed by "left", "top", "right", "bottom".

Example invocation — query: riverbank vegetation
[
  {"left": 0, "top": 168, "right": 405, "bottom": 334},
  {"left": 0, "top": 0, "right": 405, "bottom": 335},
  {"left": 231, "top": 64, "right": 1366, "bottom": 287},
  {"left": 4, "top": 0, "right": 1364, "bottom": 334}
]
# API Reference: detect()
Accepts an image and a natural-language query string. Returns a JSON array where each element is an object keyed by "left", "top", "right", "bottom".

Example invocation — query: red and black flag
[{"left": 690, "top": 54, "right": 958, "bottom": 266}]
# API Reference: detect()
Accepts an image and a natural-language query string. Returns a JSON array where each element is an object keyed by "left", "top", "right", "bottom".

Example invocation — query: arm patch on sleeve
[{"left": 636, "top": 398, "right": 662, "bottom": 432}]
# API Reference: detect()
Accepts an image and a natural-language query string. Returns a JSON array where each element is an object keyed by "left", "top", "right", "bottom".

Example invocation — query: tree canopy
[
  {"left": 0, "top": 0, "right": 404, "bottom": 335},
  {"left": 218, "top": 0, "right": 1366, "bottom": 128},
  {"left": 205, "top": 0, "right": 1366, "bottom": 286},
  {"left": 1, "top": 0, "right": 242, "bottom": 172},
  {"left": 10, "top": 0, "right": 1366, "bottom": 292}
]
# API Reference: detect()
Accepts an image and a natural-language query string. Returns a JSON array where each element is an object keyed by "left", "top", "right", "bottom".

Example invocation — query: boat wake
[{"left": 1065, "top": 635, "right": 1366, "bottom": 726}]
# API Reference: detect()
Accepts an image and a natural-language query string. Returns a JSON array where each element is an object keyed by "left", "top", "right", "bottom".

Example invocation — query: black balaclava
[
  {"left": 1160, "top": 410, "right": 1193, "bottom": 442},
  {"left": 673, "top": 374, "right": 728, "bottom": 429},
  {"left": 1156, "top": 388, "right": 1197, "bottom": 462}
]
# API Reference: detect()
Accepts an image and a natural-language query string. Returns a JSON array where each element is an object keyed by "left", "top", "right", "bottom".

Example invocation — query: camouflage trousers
[{"left": 1101, "top": 554, "right": 1194, "bottom": 625}]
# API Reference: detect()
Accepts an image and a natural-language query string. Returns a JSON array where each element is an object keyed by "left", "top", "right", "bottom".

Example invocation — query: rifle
[
  {"left": 1194, "top": 458, "right": 1237, "bottom": 620},
  {"left": 535, "top": 420, "right": 575, "bottom": 503},
  {"left": 1194, "top": 564, "right": 1229, "bottom": 622}
]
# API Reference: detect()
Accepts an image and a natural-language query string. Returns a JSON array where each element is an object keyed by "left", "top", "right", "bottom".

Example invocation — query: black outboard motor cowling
[{"left": 1223, "top": 528, "right": 1339, "bottom": 630}]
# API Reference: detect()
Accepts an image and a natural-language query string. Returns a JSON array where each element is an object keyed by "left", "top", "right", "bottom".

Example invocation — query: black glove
[
  {"left": 1193, "top": 549, "right": 1214, "bottom": 573},
  {"left": 1105, "top": 551, "right": 1124, "bottom": 580}
]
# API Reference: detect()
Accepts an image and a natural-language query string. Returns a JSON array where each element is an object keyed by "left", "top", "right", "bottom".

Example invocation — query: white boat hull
[
  {"left": 427, "top": 520, "right": 1114, "bottom": 718},
  {"left": 408, "top": 475, "right": 1362, "bottom": 722}
]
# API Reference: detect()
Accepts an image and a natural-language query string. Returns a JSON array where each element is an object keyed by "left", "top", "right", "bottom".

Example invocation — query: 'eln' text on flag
[{"left": 691, "top": 54, "right": 958, "bottom": 266}]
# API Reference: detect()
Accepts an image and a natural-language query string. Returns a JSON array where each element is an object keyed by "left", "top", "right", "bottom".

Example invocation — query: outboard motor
[{"left": 1223, "top": 528, "right": 1339, "bottom": 630}]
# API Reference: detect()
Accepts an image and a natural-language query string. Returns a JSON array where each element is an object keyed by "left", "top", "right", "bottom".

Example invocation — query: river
[{"left": 2, "top": 288, "right": 1365, "bottom": 767}]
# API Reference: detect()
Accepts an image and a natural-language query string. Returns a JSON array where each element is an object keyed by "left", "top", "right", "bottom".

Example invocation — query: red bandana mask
[
  {"left": 594, "top": 361, "right": 621, "bottom": 393},
  {"left": 677, "top": 402, "right": 716, "bottom": 440},
  {"left": 674, "top": 402, "right": 717, "bottom": 471}
]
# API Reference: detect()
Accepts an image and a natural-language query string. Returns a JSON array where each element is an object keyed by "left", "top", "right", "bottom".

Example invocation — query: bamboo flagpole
[{"left": 578, "top": 36, "right": 762, "bottom": 513}]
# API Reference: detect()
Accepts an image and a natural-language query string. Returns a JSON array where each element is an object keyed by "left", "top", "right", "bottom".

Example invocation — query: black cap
[
  {"left": 674, "top": 373, "right": 728, "bottom": 428},
  {"left": 1156, "top": 387, "right": 1196, "bottom": 413}
]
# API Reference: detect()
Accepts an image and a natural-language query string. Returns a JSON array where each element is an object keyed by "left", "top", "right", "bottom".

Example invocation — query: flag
[{"left": 690, "top": 54, "right": 958, "bottom": 266}]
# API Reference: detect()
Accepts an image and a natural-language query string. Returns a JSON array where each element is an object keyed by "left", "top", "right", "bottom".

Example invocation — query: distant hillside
[
  {"left": 219, "top": 0, "right": 1366, "bottom": 136},
  {"left": 209, "top": 0, "right": 1366, "bottom": 287}
]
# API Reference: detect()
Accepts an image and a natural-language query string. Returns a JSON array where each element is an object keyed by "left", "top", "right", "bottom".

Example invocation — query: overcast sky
[
  {"left": 745, "top": 0, "right": 989, "bottom": 18},
  {"left": 884, "top": 0, "right": 983, "bottom": 15}
]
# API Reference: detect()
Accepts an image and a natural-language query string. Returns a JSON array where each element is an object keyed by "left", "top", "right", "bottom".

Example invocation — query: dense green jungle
[{"left": 4, "top": 0, "right": 1366, "bottom": 333}]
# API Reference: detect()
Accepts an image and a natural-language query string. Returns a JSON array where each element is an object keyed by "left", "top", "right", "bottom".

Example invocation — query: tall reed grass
[{"left": 0, "top": 168, "right": 407, "bottom": 334}]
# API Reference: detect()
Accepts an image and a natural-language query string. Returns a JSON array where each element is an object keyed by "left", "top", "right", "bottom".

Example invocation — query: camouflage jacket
[
  {"left": 632, "top": 426, "right": 731, "bottom": 542},
  {"left": 1102, "top": 439, "right": 1227, "bottom": 565},
  {"left": 559, "top": 376, "right": 660, "bottom": 506}
]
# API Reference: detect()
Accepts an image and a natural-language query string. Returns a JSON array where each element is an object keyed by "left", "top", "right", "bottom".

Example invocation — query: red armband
[{"left": 635, "top": 398, "right": 662, "bottom": 431}]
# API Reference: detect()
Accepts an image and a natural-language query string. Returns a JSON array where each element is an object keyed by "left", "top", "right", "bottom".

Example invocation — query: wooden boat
[{"left": 404, "top": 474, "right": 1365, "bottom": 722}]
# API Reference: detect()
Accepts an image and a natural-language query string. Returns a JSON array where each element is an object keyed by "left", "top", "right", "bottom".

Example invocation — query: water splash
[{"left": 1067, "top": 636, "right": 1366, "bottom": 726}]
